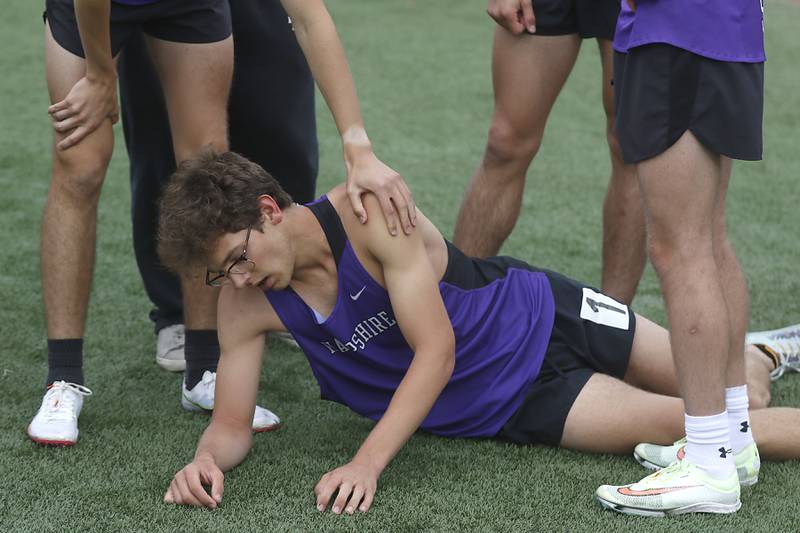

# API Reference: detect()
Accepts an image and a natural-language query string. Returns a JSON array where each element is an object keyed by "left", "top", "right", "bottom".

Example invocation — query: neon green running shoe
[
  {"left": 634, "top": 438, "right": 760, "bottom": 487},
  {"left": 596, "top": 460, "right": 741, "bottom": 517}
]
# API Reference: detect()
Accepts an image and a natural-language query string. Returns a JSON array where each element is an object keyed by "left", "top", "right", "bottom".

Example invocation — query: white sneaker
[
  {"left": 27, "top": 381, "right": 93, "bottom": 446},
  {"left": 181, "top": 371, "right": 281, "bottom": 433},
  {"left": 156, "top": 324, "right": 185, "bottom": 372},
  {"left": 746, "top": 323, "right": 800, "bottom": 380},
  {"left": 596, "top": 460, "right": 741, "bottom": 517}
]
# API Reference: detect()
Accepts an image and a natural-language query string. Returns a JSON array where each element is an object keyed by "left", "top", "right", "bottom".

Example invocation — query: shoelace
[
  {"left": 42, "top": 381, "right": 93, "bottom": 422},
  {"left": 772, "top": 337, "right": 800, "bottom": 363}
]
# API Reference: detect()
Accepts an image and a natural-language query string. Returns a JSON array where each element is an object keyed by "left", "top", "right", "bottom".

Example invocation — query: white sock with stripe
[
  {"left": 726, "top": 384, "right": 754, "bottom": 453},
  {"left": 684, "top": 411, "right": 735, "bottom": 480}
]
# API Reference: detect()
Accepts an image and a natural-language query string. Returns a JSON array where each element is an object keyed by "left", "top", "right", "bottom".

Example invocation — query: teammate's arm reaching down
[{"left": 312, "top": 194, "right": 456, "bottom": 515}]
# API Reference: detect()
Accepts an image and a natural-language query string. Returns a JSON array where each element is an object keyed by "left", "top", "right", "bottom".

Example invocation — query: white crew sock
[
  {"left": 684, "top": 411, "right": 735, "bottom": 479},
  {"left": 726, "top": 384, "right": 755, "bottom": 452}
]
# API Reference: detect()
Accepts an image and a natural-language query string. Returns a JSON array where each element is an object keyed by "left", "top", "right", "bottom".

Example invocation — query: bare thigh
[
  {"left": 561, "top": 373, "right": 684, "bottom": 453},
  {"left": 145, "top": 35, "right": 233, "bottom": 162},
  {"left": 488, "top": 30, "right": 581, "bottom": 148},
  {"left": 45, "top": 22, "right": 115, "bottom": 165}
]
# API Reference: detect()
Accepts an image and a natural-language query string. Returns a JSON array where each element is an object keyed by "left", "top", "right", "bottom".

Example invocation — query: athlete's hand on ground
[
  {"left": 487, "top": 0, "right": 536, "bottom": 35},
  {"left": 344, "top": 144, "right": 416, "bottom": 236},
  {"left": 314, "top": 461, "right": 379, "bottom": 514},
  {"left": 164, "top": 454, "right": 224, "bottom": 509},
  {"left": 48, "top": 74, "right": 119, "bottom": 151}
]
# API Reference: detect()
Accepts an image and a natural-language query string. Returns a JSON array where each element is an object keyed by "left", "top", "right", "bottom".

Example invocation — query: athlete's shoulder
[{"left": 218, "top": 285, "right": 284, "bottom": 338}]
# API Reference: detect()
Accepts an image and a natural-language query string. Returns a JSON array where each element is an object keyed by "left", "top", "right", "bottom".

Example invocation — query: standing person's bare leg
[
  {"left": 711, "top": 158, "right": 755, "bottom": 460},
  {"left": 145, "top": 35, "right": 278, "bottom": 432},
  {"left": 28, "top": 24, "right": 115, "bottom": 445},
  {"left": 453, "top": 31, "right": 580, "bottom": 257},
  {"left": 147, "top": 34, "right": 233, "bottom": 356},
  {"left": 638, "top": 132, "right": 728, "bottom": 418},
  {"left": 596, "top": 39, "right": 644, "bottom": 305}
]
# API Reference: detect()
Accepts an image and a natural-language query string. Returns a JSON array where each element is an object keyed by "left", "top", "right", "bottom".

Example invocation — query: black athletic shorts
[
  {"left": 496, "top": 270, "right": 636, "bottom": 447},
  {"left": 614, "top": 44, "right": 764, "bottom": 163},
  {"left": 44, "top": 0, "right": 232, "bottom": 58},
  {"left": 529, "top": 0, "right": 619, "bottom": 40}
]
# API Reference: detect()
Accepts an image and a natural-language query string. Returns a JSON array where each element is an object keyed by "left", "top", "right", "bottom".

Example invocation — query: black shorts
[
  {"left": 614, "top": 44, "right": 764, "bottom": 163},
  {"left": 496, "top": 270, "right": 636, "bottom": 447},
  {"left": 530, "top": 0, "right": 619, "bottom": 40},
  {"left": 44, "top": 0, "right": 232, "bottom": 58}
]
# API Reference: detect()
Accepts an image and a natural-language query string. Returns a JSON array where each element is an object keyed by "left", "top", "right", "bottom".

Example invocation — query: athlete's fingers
[
  {"left": 399, "top": 180, "right": 417, "bottom": 226},
  {"left": 186, "top": 470, "right": 217, "bottom": 508},
  {"left": 50, "top": 106, "right": 76, "bottom": 121},
  {"left": 57, "top": 125, "right": 90, "bottom": 151},
  {"left": 347, "top": 185, "right": 368, "bottom": 224},
  {"left": 169, "top": 478, "right": 185, "bottom": 505},
  {"left": 109, "top": 110, "right": 119, "bottom": 125},
  {"left": 520, "top": 0, "right": 536, "bottom": 33},
  {"left": 391, "top": 185, "right": 413, "bottom": 235},
  {"left": 331, "top": 481, "right": 354, "bottom": 515},
  {"left": 48, "top": 99, "right": 70, "bottom": 115},
  {"left": 53, "top": 116, "right": 80, "bottom": 134},
  {"left": 359, "top": 488, "right": 375, "bottom": 513},
  {"left": 174, "top": 473, "right": 203, "bottom": 508},
  {"left": 377, "top": 191, "right": 399, "bottom": 236},
  {"left": 164, "top": 486, "right": 175, "bottom": 504},
  {"left": 345, "top": 485, "right": 365, "bottom": 515},
  {"left": 204, "top": 468, "right": 225, "bottom": 504},
  {"left": 314, "top": 474, "right": 336, "bottom": 511}
]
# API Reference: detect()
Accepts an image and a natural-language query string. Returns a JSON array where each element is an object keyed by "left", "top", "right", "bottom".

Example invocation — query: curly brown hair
[{"left": 157, "top": 151, "right": 293, "bottom": 276}]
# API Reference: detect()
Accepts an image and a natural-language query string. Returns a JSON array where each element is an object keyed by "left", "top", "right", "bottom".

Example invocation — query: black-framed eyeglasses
[{"left": 205, "top": 227, "right": 256, "bottom": 287}]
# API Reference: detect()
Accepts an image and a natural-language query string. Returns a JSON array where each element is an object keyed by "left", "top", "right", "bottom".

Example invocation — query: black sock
[
  {"left": 46, "top": 339, "right": 84, "bottom": 387},
  {"left": 184, "top": 329, "right": 220, "bottom": 389}
]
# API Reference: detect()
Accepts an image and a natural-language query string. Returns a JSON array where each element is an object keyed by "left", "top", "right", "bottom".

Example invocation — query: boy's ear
[{"left": 258, "top": 195, "right": 283, "bottom": 225}]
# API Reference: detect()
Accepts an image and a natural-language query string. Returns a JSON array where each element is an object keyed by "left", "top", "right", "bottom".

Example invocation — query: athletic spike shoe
[
  {"left": 746, "top": 323, "right": 800, "bottom": 380},
  {"left": 634, "top": 438, "right": 760, "bottom": 487},
  {"left": 596, "top": 460, "right": 741, "bottom": 517},
  {"left": 156, "top": 324, "right": 186, "bottom": 372},
  {"left": 182, "top": 370, "right": 281, "bottom": 433},
  {"left": 27, "top": 381, "right": 93, "bottom": 446}
]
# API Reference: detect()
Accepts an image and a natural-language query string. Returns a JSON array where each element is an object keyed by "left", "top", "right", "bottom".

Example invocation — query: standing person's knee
[
  {"left": 51, "top": 142, "right": 113, "bottom": 203},
  {"left": 484, "top": 116, "right": 543, "bottom": 174},
  {"left": 173, "top": 130, "right": 228, "bottom": 165}
]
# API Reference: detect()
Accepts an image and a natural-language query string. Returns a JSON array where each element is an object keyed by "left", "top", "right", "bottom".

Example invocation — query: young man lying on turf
[{"left": 159, "top": 152, "right": 800, "bottom": 515}]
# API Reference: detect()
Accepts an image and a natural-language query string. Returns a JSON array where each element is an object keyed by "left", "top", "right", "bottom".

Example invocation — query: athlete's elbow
[{"left": 436, "top": 333, "right": 456, "bottom": 383}]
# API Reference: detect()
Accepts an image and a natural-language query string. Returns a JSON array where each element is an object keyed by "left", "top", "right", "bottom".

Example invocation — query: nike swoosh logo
[
  {"left": 350, "top": 286, "right": 366, "bottom": 300},
  {"left": 677, "top": 446, "right": 686, "bottom": 461},
  {"left": 617, "top": 485, "right": 701, "bottom": 497}
]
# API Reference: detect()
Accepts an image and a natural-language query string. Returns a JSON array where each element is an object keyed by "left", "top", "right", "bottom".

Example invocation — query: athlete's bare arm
[
  {"left": 312, "top": 194, "right": 455, "bottom": 515},
  {"left": 48, "top": 0, "right": 119, "bottom": 150},
  {"left": 279, "top": 0, "right": 416, "bottom": 236},
  {"left": 487, "top": 0, "right": 536, "bottom": 35},
  {"left": 164, "top": 285, "right": 283, "bottom": 508}
]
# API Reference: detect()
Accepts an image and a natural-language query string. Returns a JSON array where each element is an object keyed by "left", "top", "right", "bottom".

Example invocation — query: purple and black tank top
[
  {"left": 614, "top": 0, "right": 765, "bottom": 63},
  {"left": 265, "top": 198, "right": 556, "bottom": 438}
]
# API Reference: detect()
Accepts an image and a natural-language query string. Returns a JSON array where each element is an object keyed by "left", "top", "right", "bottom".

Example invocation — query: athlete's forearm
[
  {"left": 194, "top": 420, "right": 253, "bottom": 472},
  {"left": 352, "top": 344, "right": 455, "bottom": 473},
  {"left": 281, "top": 1, "right": 368, "bottom": 147},
  {"left": 73, "top": 0, "right": 115, "bottom": 80}
]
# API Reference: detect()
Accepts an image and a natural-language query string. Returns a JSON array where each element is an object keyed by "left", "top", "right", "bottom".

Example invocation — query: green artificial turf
[{"left": 2, "top": 1, "right": 799, "bottom": 531}]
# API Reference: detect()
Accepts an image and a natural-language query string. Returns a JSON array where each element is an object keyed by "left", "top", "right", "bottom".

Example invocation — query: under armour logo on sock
[
  {"left": 718, "top": 447, "right": 733, "bottom": 458},
  {"left": 740, "top": 421, "right": 750, "bottom": 433}
]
